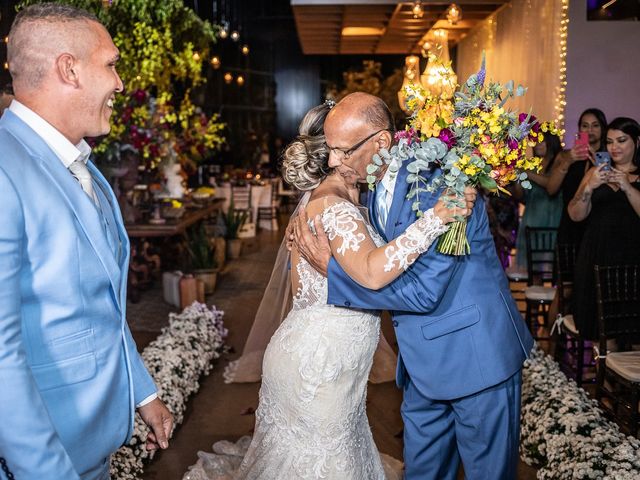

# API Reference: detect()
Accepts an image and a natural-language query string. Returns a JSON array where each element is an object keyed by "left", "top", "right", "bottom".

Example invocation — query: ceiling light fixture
[
  {"left": 446, "top": 4, "right": 462, "bottom": 25},
  {"left": 412, "top": 1, "right": 424, "bottom": 19},
  {"left": 341, "top": 27, "right": 385, "bottom": 36}
]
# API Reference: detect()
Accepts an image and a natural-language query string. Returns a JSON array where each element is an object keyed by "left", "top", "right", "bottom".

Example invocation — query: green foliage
[
  {"left": 17, "top": 0, "right": 225, "bottom": 168},
  {"left": 223, "top": 199, "right": 248, "bottom": 240},
  {"left": 186, "top": 223, "right": 217, "bottom": 270}
]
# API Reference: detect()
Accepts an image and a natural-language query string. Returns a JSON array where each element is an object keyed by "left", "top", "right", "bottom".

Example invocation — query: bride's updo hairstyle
[{"left": 282, "top": 102, "right": 332, "bottom": 191}]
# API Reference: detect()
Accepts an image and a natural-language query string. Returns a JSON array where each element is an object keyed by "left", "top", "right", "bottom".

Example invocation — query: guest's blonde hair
[{"left": 281, "top": 104, "right": 331, "bottom": 191}]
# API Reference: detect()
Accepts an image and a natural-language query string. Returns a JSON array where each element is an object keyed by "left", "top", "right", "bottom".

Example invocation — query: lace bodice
[{"left": 292, "top": 199, "right": 448, "bottom": 310}]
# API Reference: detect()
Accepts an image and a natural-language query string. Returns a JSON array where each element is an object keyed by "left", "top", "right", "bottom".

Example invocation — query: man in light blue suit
[
  {"left": 0, "top": 4, "right": 172, "bottom": 479},
  {"left": 296, "top": 93, "right": 534, "bottom": 479}
]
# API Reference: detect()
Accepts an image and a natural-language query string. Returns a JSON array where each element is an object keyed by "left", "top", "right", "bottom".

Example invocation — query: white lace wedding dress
[{"left": 183, "top": 199, "right": 447, "bottom": 480}]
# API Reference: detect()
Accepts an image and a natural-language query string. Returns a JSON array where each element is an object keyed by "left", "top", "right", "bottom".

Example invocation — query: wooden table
[
  {"left": 125, "top": 198, "right": 224, "bottom": 238},
  {"left": 124, "top": 198, "right": 224, "bottom": 302}
]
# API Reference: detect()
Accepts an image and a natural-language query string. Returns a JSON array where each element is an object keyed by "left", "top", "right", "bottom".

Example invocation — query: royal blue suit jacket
[
  {"left": 327, "top": 163, "right": 534, "bottom": 400},
  {"left": 0, "top": 111, "right": 156, "bottom": 479}
]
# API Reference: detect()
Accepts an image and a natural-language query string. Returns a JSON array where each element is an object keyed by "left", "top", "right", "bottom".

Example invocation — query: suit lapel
[
  {"left": 367, "top": 187, "right": 387, "bottom": 242},
  {"left": 89, "top": 161, "right": 131, "bottom": 311},
  {"left": 4, "top": 113, "right": 123, "bottom": 311},
  {"left": 386, "top": 163, "right": 410, "bottom": 238}
]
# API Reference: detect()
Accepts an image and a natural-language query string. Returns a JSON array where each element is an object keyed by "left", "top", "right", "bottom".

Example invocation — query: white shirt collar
[{"left": 9, "top": 100, "right": 92, "bottom": 168}]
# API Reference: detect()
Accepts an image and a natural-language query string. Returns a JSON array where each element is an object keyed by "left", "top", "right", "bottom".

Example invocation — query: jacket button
[
  {"left": 392, "top": 320, "right": 399, "bottom": 327},
  {"left": 345, "top": 301, "right": 351, "bottom": 307}
]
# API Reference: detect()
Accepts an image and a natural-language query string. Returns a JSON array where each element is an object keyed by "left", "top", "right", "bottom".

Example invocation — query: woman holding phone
[
  {"left": 547, "top": 108, "right": 608, "bottom": 249},
  {"left": 568, "top": 117, "right": 640, "bottom": 340}
]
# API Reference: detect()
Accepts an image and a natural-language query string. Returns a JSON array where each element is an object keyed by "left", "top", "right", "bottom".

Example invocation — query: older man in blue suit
[
  {"left": 295, "top": 93, "right": 534, "bottom": 479},
  {"left": 0, "top": 4, "right": 172, "bottom": 479}
]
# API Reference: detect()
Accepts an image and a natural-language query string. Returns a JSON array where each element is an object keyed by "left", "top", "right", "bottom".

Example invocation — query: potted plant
[
  {"left": 224, "top": 199, "right": 248, "bottom": 260},
  {"left": 186, "top": 223, "right": 219, "bottom": 294}
]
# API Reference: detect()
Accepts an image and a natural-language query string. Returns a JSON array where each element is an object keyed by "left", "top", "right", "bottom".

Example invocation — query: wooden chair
[
  {"left": 257, "top": 180, "right": 281, "bottom": 230},
  {"left": 524, "top": 227, "right": 558, "bottom": 338},
  {"left": 231, "top": 184, "right": 253, "bottom": 223},
  {"left": 553, "top": 243, "right": 593, "bottom": 386},
  {"left": 594, "top": 264, "right": 640, "bottom": 436}
]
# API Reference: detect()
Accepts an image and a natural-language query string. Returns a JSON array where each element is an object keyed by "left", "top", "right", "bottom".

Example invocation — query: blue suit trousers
[{"left": 402, "top": 371, "right": 522, "bottom": 480}]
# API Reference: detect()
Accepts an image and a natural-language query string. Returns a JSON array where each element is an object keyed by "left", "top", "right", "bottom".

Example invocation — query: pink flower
[
  {"left": 454, "top": 117, "right": 465, "bottom": 127},
  {"left": 394, "top": 128, "right": 418, "bottom": 143}
]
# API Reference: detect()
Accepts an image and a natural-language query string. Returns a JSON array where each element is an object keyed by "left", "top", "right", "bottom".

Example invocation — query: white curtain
[{"left": 456, "top": 0, "right": 566, "bottom": 129}]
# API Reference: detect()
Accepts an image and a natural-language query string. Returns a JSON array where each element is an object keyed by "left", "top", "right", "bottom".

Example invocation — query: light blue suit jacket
[
  {"left": 327, "top": 163, "right": 534, "bottom": 400},
  {"left": 0, "top": 111, "right": 156, "bottom": 479}
]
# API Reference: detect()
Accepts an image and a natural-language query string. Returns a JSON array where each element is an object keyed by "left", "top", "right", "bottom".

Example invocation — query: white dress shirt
[
  {"left": 8, "top": 101, "right": 158, "bottom": 408},
  {"left": 375, "top": 156, "right": 401, "bottom": 230}
]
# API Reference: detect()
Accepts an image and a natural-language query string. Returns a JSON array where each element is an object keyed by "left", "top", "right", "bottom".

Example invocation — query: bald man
[
  {"left": 295, "top": 92, "right": 533, "bottom": 479},
  {"left": 0, "top": 4, "right": 172, "bottom": 479}
]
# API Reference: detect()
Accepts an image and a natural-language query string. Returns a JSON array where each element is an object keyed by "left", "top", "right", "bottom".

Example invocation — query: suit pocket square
[{"left": 421, "top": 304, "right": 480, "bottom": 340}]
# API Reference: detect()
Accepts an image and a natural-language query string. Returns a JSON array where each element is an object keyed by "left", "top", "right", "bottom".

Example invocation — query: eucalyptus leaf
[
  {"left": 521, "top": 180, "right": 532, "bottom": 189},
  {"left": 366, "top": 164, "right": 379, "bottom": 174},
  {"left": 372, "top": 153, "right": 383, "bottom": 166}
]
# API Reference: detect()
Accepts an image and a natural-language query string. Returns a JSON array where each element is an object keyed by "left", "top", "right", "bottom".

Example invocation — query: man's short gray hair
[
  {"left": 362, "top": 96, "right": 395, "bottom": 133},
  {"left": 8, "top": 3, "right": 100, "bottom": 89}
]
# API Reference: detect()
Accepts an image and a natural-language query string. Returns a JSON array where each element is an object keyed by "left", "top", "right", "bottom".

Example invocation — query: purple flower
[
  {"left": 476, "top": 53, "right": 486, "bottom": 87},
  {"left": 394, "top": 128, "right": 418, "bottom": 143},
  {"left": 438, "top": 128, "right": 456, "bottom": 149},
  {"left": 507, "top": 138, "right": 519, "bottom": 151}
]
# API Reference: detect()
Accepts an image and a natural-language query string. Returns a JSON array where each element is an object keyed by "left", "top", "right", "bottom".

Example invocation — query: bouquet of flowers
[{"left": 372, "top": 54, "right": 558, "bottom": 255}]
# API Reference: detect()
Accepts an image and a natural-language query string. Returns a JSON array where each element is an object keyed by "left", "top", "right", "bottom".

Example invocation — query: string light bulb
[
  {"left": 230, "top": 30, "right": 240, "bottom": 42},
  {"left": 241, "top": 44, "right": 249, "bottom": 55},
  {"left": 224, "top": 72, "right": 233, "bottom": 84},
  {"left": 236, "top": 75, "right": 245, "bottom": 86},
  {"left": 219, "top": 25, "right": 228, "bottom": 39},
  {"left": 554, "top": 0, "right": 570, "bottom": 138},
  {"left": 411, "top": 1, "right": 424, "bottom": 19},
  {"left": 210, "top": 56, "right": 221, "bottom": 69},
  {"left": 192, "top": 52, "right": 201, "bottom": 61}
]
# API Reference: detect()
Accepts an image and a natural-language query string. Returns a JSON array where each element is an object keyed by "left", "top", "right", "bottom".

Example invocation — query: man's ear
[
  {"left": 56, "top": 53, "right": 80, "bottom": 87},
  {"left": 376, "top": 130, "right": 393, "bottom": 150}
]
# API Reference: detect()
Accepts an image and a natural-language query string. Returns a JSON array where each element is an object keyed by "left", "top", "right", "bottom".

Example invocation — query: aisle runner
[
  {"left": 111, "top": 302, "right": 227, "bottom": 480},
  {"left": 521, "top": 346, "right": 640, "bottom": 479}
]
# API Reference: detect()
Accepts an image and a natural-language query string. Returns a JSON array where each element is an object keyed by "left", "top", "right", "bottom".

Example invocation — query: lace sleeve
[
  {"left": 309, "top": 198, "right": 448, "bottom": 291},
  {"left": 383, "top": 209, "right": 448, "bottom": 272}
]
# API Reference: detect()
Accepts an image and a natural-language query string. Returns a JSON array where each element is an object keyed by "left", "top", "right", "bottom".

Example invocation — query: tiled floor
[{"left": 131, "top": 227, "right": 537, "bottom": 479}]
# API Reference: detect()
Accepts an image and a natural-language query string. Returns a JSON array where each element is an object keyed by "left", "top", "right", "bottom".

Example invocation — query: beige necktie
[{"left": 68, "top": 158, "right": 97, "bottom": 204}]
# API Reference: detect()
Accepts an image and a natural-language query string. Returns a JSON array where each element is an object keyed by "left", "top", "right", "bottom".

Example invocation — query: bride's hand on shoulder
[
  {"left": 293, "top": 208, "right": 332, "bottom": 277},
  {"left": 433, "top": 187, "right": 476, "bottom": 224}
]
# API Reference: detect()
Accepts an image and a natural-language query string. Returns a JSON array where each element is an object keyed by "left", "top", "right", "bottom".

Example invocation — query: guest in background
[
  {"left": 0, "top": 83, "right": 14, "bottom": 116},
  {"left": 513, "top": 132, "right": 564, "bottom": 268},
  {"left": 568, "top": 117, "right": 640, "bottom": 339},
  {"left": 546, "top": 108, "right": 608, "bottom": 251}
]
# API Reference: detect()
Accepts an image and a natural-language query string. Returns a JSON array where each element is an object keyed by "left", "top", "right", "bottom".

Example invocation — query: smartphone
[
  {"left": 575, "top": 132, "right": 589, "bottom": 147},
  {"left": 595, "top": 151, "right": 611, "bottom": 171}
]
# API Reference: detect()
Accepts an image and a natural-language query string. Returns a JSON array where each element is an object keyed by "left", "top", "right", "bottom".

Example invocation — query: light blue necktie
[{"left": 376, "top": 182, "right": 389, "bottom": 233}]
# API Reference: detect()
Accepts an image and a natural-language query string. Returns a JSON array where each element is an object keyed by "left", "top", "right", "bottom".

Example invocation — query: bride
[{"left": 184, "top": 103, "right": 472, "bottom": 480}]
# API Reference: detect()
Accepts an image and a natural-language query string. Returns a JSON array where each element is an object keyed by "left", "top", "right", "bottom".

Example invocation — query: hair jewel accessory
[{"left": 324, "top": 99, "right": 336, "bottom": 109}]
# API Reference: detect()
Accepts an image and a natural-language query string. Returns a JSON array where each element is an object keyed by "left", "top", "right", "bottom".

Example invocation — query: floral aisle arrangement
[
  {"left": 521, "top": 346, "right": 640, "bottom": 479},
  {"left": 371, "top": 54, "right": 558, "bottom": 255},
  {"left": 110, "top": 302, "right": 228, "bottom": 480}
]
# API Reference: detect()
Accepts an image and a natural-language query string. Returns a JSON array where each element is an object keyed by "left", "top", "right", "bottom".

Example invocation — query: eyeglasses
[{"left": 325, "top": 129, "right": 387, "bottom": 160}]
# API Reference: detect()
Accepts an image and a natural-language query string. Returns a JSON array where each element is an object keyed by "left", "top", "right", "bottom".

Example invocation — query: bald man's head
[
  {"left": 8, "top": 3, "right": 100, "bottom": 90},
  {"left": 330, "top": 92, "right": 395, "bottom": 133}
]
